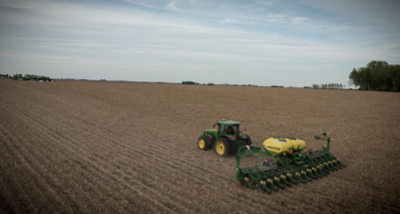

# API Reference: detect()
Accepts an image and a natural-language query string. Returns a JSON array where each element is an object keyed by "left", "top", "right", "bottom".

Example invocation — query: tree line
[
  {"left": 0, "top": 73, "right": 52, "bottom": 81},
  {"left": 182, "top": 81, "right": 257, "bottom": 86},
  {"left": 349, "top": 60, "right": 400, "bottom": 92},
  {"left": 312, "top": 83, "right": 345, "bottom": 89}
]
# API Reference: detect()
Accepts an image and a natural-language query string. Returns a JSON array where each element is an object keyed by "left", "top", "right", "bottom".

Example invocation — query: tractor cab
[{"left": 214, "top": 120, "right": 241, "bottom": 137}]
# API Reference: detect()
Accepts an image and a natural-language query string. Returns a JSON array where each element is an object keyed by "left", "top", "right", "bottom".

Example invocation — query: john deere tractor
[{"left": 197, "top": 119, "right": 252, "bottom": 157}]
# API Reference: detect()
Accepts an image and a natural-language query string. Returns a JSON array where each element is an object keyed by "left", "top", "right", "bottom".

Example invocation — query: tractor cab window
[
  {"left": 219, "top": 125, "right": 226, "bottom": 134},
  {"left": 220, "top": 125, "right": 239, "bottom": 135},
  {"left": 230, "top": 125, "right": 239, "bottom": 135}
]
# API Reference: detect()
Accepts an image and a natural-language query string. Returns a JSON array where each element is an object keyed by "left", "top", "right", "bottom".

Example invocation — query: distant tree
[
  {"left": 349, "top": 60, "right": 399, "bottom": 92},
  {"left": 182, "top": 81, "right": 199, "bottom": 85},
  {"left": 392, "top": 65, "right": 400, "bottom": 92},
  {"left": 12, "top": 74, "right": 23, "bottom": 80}
]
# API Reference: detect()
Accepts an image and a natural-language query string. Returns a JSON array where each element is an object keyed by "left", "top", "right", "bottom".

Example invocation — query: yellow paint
[
  {"left": 286, "top": 138, "right": 306, "bottom": 150},
  {"left": 198, "top": 139, "right": 205, "bottom": 149},
  {"left": 263, "top": 137, "right": 306, "bottom": 153},
  {"left": 263, "top": 138, "right": 292, "bottom": 154},
  {"left": 215, "top": 141, "right": 225, "bottom": 155}
]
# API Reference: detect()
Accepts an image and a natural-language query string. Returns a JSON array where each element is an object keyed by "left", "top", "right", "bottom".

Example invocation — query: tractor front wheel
[
  {"left": 197, "top": 136, "right": 208, "bottom": 150},
  {"left": 213, "top": 138, "right": 232, "bottom": 157}
]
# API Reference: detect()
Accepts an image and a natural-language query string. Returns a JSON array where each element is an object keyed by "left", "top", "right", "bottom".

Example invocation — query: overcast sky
[{"left": 0, "top": 0, "right": 399, "bottom": 87}]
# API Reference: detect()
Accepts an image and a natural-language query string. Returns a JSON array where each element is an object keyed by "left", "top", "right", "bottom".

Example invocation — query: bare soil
[{"left": 1, "top": 79, "right": 400, "bottom": 213}]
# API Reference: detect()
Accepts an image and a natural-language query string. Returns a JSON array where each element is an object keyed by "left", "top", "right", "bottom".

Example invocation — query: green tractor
[{"left": 197, "top": 119, "right": 252, "bottom": 157}]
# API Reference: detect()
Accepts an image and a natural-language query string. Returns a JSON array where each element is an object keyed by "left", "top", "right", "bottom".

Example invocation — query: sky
[{"left": 0, "top": 0, "right": 399, "bottom": 87}]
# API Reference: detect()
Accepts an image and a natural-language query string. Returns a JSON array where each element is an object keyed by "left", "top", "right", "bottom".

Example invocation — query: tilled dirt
[{"left": 1, "top": 79, "right": 399, "bottom": 213}]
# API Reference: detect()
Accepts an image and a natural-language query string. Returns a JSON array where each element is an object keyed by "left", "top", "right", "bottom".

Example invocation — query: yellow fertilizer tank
[{"left": 263, "top": 137, "right": 306, "bottom": 154}]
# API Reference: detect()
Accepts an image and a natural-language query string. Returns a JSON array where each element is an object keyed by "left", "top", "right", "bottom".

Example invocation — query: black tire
[
  {"left": 197, "top": 136, "right": 208, "bottom": 150},
  {"left": 244, "top": 135, "right": 252, "bottom": 145},
  {"left": 231, "top": 143, "right": 238, "bottom": 156},
  {"left": 213, "top": 137, "right": 232, "bottom": 157},
  {"left": 206, "top": 134, "right": 215, "bottom": 150}
]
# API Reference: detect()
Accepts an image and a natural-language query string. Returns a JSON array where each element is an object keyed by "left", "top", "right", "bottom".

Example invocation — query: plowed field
[{"left": 1, "top": 79, "right": 400, "bottom": 213}]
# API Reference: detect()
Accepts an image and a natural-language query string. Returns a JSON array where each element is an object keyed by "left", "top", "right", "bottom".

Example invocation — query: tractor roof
[{"left": 218, "top": 120, "right": 241, "bottom": 125}]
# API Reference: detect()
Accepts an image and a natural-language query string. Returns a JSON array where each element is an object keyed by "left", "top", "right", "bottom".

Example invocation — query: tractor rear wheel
[
  {"left": 244, "top": 136, "right": 252, "bottom": 145},
  {"left": 197, "top": 136, "right": 208, "bottom": 150},
  {"left": 213, "top": 138, "right": 232, "bottom": 157}
]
